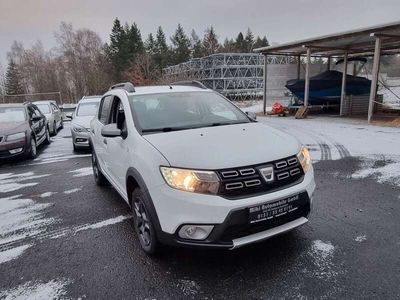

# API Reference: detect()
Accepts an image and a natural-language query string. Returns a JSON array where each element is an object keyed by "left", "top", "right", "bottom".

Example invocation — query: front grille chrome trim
[
  {"left": 277, "top": 172, "right": 290, "bottom": 180},
  {"left": 239, "top": 168, "right": 256, "bottom": 176},
  {"left": 225, "top": 182, "right": 244, "bottom": 190},
  {"left": 221, "top": 170, "right": 239, "bottom": 178},
  {"left": 275, "top": 161, "right": 288, "bottom": 169},
  {"left": 244, "top": 179, "right": 261, "bottom": 187}
]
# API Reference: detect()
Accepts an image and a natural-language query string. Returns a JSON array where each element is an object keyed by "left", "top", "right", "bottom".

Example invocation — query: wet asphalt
[{"left": 0, "top": 123, "right": 399, "bottom": 299}]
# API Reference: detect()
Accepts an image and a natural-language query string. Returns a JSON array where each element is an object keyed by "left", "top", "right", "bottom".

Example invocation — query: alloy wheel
[{"left": 133, "top": 198, "right": 152, "bottom": 247}]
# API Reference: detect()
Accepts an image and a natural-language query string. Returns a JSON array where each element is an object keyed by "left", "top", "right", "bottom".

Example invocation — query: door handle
[{"left": 103, "top": 138, "right": 107, "bottom": 145}]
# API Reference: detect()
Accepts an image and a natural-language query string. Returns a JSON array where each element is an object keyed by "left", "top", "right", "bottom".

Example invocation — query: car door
[
  {"left": 104, "top": 97, "right": 130, "bottom": 191},
  {"left": 28, "top": 105, "right": 45, "bottom": 142},
  {"left": 91, "top": 95, "right": 113, "bottom": 173}
]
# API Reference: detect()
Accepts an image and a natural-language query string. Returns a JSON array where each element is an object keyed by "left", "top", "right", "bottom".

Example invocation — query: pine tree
[
  {"left": 154, "top": 26, "right": 170, "bottom": 70},
  {"left": 108, "top": 18, "right": 127, "bottom": 80},
  {"left": 253, "top": 36, "right": 269, "bottom": 49},
  {"left": 244, "top": 28, "right": 255, "bottom": 52},
  {"left": 170, "top": 24, "right": 191, "bottom": 64},
  {"left": 128, "top": 23, "right": 144, "bottom": 54},
  {"left": 222, "top": 38, "right": 237, "bottom": 53},
  {"left": 203, "top": 26, "right": 219, "bottom": 56},
  {"left": 190, "top": 29, "right": 203, "bottom": 58},
  {"left": 145, "top": 33, "right": 156, "bottom": 55},
  {"left": 235, "top": 32, "right": 246, "bottom": 52},
  {"left": 5, "top": 60, "right": 24, "bottom": 95}
]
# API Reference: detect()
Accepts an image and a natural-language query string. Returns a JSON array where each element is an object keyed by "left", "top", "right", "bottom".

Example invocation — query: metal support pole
[
  {"left": 368, "top": 37, "right": 381, "bottom": 123},
  {"left": 304, "top": 48, "right": 311, "bottom": 107},
  {"left": 340, "top": 52, "right": 348, "bottom": 116},
  {"left": 327, "top": 56, "right": 331, "bottom": 71},
  {"left": 297, "top": 55, "right": 301, "bottom": 79},
  {"left": 263, "top": 54, "right": 268, "bottom": 115}
]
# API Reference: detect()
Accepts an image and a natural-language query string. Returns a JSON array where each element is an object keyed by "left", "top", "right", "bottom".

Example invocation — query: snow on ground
[
  {"left": 75, "top": 215, "right": 131, "bottom": 232},
  {"left": 63, "top": 187, "right": 82, "bottom": 194},
  {"left": 177, "top": 279, "right": 201, "bottom": 296},
  {"left": 0, "top": 244, "right": 32, "bottom": 264},
  {"left": 259, "top": 116, "right": 400, "bottom": 186},
  {"left": 0, "top": 172, "right": 50, "bottom": 193},
  {"left": 308, "top": 240, "right": 337, "bottom": 280},
  {"left": 0, "top": 194, "right": 57, "bottom": 246},
  {"left": 39, "top": 192, "right": 57, "bottom": 198},
  {"left": 355, "top": 234, "right": 367, "bottom": 242},
  {"left": 0, "top": 279, "right": 72, "bottom": 300},
  {"left": 68, "top": 167, "right": 93, "bottom": 177}
]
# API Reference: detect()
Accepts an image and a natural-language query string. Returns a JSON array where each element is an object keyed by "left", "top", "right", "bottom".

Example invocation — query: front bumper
[
  {"left": 151, "top": 166, "right": 316, "bottom": 249},
  {"left": 0, "top": 139, "right": 27, "bottom": 159},
  {"left": 71, "top": 130, "right": 90, "bottom": 148}
]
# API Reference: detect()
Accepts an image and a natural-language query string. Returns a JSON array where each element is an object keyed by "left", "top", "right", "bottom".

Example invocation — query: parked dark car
[{"left": 0, "top": 103, "right": 50, "bottom": 159}]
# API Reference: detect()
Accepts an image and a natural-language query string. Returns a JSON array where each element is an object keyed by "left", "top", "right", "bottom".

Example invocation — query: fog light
[
  {"left": 76, "top": 138, "right": 87, "bottom": 143},
  {"left": 9, "top": 147, "right": 23, "bottom": 154},
  {"left": 178, "top": 225, "right": 214, "bottom": 240}
]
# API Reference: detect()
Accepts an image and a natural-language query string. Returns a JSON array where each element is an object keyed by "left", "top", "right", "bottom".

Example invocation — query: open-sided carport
[{"left": 254, "top": 21, "right": 400, "bottom": 123}]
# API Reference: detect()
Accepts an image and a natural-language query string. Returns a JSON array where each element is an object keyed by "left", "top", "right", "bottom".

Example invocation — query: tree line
[{"left": 1, "top": 19, "right": 269, "bottom": 103}]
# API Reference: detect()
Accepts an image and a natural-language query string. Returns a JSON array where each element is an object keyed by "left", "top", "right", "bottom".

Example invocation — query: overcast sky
[{"left": 1, "top": 0, "right": 400, "bottom": 66}]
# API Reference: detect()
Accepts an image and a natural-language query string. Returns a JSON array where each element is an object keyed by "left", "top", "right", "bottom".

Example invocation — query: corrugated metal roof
[{"left": 254, "top": 21, "right": 400, "bottom": 57}]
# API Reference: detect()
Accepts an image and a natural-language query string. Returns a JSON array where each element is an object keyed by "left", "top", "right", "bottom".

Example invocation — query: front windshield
[
  {"left": 0, "top": 107, "right": 27, "bottom": 122},
  {"left": 76, "top": 102, "right": 99, "bottom": 117},
  {"left": 35, "top": 104, "right": 51, "bottom": 114},
  {"left": 129, "top": 92, "right": 250, "bottom": 132}
]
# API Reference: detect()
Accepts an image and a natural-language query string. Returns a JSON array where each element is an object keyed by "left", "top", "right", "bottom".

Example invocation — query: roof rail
[
  {"left": 109, "top": 82, "right": 136, "bottom": 93},
  {"left": 170, "top": 80, "right": 207, "bottom": 89}
]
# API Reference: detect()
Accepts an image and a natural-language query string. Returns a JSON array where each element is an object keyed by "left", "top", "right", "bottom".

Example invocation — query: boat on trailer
[{"left": 285, "top": 70, "right": 371, "bottom": 105}]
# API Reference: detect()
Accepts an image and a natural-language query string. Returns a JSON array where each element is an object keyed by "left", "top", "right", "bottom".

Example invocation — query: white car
[
  {"left": 90, "top": 82, "right": 315, "bottom": 254},
  {"left": 34, "top": 100, "right": 63, "bottom": 136},
  {"left": 69, "top": 96, "right": 101, "bottom": 150}
]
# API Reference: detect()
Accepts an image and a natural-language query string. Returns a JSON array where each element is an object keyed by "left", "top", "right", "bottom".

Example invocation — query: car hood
[
  {"left": 72, "top": 116, "right": 94, "bottom": 129},
  {"left": 143, "top": 122, "right": 301, "bottom": 169},
  {"left": 0, "top": 121, "right": 28, "bottom": 136}
]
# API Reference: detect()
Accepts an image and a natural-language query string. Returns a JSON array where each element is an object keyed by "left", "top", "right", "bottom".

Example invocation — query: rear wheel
[
  {"left": 52, "top": 122, "right": 57, "bottom": 136},
  {"left": 60, "top": 119, "right": 64, "bottom": 129},
  {"left": 43, "top": 127, "right": 51, "bottom": 145},
  {"left": 91, "top": 151, "right": 108, "bottom": 186},
  {"left": 132, "top": 188, "right": 159, "bottom": 255}
]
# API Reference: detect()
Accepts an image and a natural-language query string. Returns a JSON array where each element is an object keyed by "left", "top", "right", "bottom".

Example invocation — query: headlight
[
  {"left": 297, "top": 146, "right": 311, "bottom": 173},
  {"left": 6, "top": 132, "right": 26, "bottom": 141},
  {"left": 160, "top": 167, "right": 220, "bottom": 195},
  {"left": 72, "top": 124, "right": 89, "bottom": 133}
]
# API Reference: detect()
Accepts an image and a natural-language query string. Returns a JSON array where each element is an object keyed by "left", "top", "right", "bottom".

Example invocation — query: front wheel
[
  {"left": 132, "top": 188, "right": 159, "bottom": 255},
  {"left": 91, "top": 151, "right": 108, "bottom": 186},
  {"left": 44, "top": 127, "right": 51, "bottom": 145},
  {"left": 51, "top": 122, "right": 57, "bottom": 136},
  {"left": 28, "top": 137, "right": 37, "bottom": 159}
]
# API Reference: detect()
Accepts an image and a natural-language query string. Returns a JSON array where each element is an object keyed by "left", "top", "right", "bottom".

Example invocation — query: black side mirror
[
  {"left": 246, "top": 111, "right": 257, "bottom": 121},
  {"left": 101, "top": 124, "right": 122, "bottom": 138}
]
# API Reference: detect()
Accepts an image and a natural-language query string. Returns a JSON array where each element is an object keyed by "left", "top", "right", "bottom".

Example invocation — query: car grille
[{"left": 217, "top": 155, "right": 304, "bottom": 199}]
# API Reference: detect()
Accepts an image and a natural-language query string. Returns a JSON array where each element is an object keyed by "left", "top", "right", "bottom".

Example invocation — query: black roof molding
[
  {"left": 109, "top": 82, "right": 136, "bottom": 93},
  {"left": 170, "top": 80, "right": 207, "bottom": 89}
]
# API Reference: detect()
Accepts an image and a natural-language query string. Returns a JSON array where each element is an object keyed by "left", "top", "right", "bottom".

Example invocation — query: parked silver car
[
  {"left": 69, "top": 96, "right": 101, "bottom": 150},
  {"left": 34, "top": 100, "right": 63, "bottom": 136}
]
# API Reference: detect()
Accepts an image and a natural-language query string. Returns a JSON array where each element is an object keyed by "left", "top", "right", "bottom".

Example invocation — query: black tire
[
  {"left": 28, "top": 137, "right": 37, "bottom": 159},
  {"left": 91, "top": 151, "right": 108, "bottom": 186},
  {"left": 51, "top": 122, "right": 57, "bottom": 136},
  {"left": 43, "top": 127, "right": 51, "bottom": 145},
  {"left": 131, "top": 188, "right": 159, "bottom": 255}
]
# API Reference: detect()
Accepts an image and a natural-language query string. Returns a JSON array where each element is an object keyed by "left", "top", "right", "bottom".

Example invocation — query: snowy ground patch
[
  {"left": 63, "top": 188, "right": 82, "bottom": 194},
  {"left": 308, "top": 240, "right": 337, "bottom": 280},
  {"left": 0, "top": 244, "right": 32, "bottom": 264},
  {"left": 0, "top": 279, "right": 72, "bottom": 300},
  {"left": 69, "top": 167, "right": 93, "bottom": 177},
  {"left": 355, "top": 234, "right": 367, "bottom": 242},
  {"left": 0, "top": 195, "right": 57, "bottom": 246},
  {"left": 75, "top": 215, "right": 131, "bottom": 233},
  {"left": 177, "top": 279, "right": 200, "bottom": 296},
  {"left": 39, "top": 192, "right": 57, "bottom": 198},
  {"left": 0, "top": 172, "right": 50, "bottom": 193},
  {"left": 352, "top": 156, "right": 400, "bottom": 187}
]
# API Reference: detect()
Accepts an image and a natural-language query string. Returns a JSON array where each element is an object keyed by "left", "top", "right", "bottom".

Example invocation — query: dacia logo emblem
[{"left": 260, "top": 166, "right": 274, "bottom": 183}]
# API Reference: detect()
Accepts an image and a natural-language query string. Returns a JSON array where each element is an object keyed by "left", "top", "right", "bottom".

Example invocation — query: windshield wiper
[{"left": 141, "top": 126, "right": 193, "bottom": 133}]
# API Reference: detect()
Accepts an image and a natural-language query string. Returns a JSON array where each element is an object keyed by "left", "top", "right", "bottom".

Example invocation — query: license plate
[{"left": 248, "top": 194, "right": 301, "bottom": 224}]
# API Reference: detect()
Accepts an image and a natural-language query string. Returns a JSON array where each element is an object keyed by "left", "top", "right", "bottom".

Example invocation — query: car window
[
  {"left": 129, "top": 92, "right": 250, "bottom": 132},
  {"left": 109, "top": 98, "right": 127, "bottom": 132},
  {"left": 35, "top": 104, "right": 51, "bottom": 114},
  {"left": 76, "top": 101, "right": 100, "bottom": 117},
  {"left": 0, "top": 107, "right": 27, "bottom": 122},
  {"left": 98, "top": 96, "right": 113, "bottom": 124}
]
